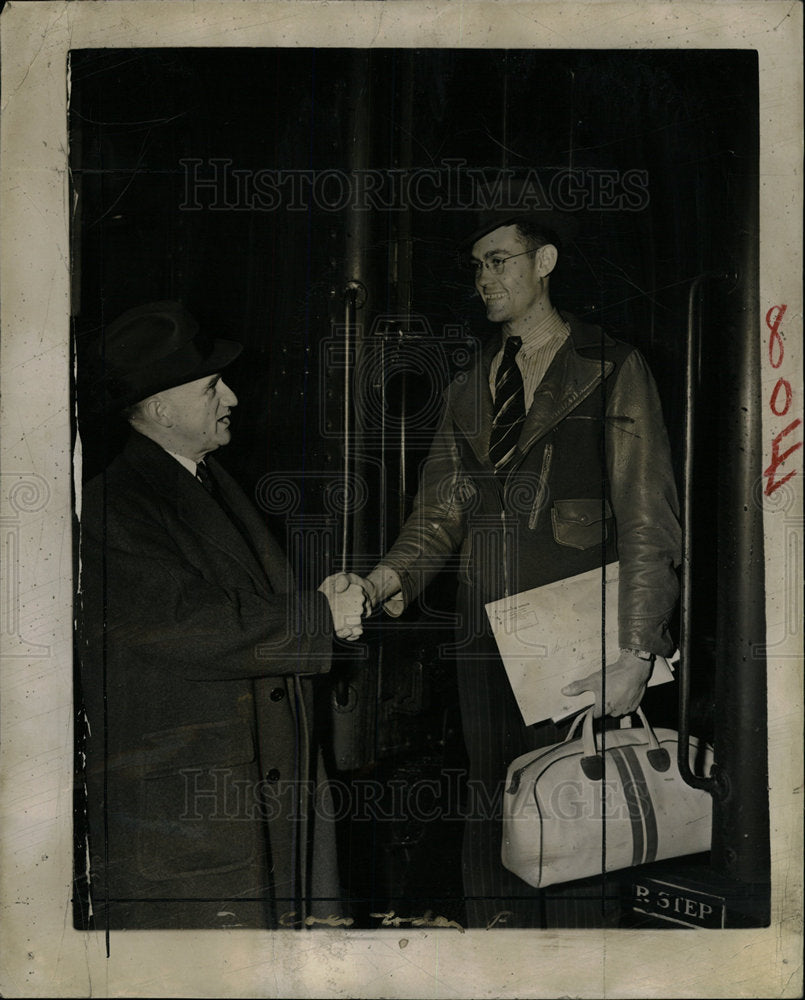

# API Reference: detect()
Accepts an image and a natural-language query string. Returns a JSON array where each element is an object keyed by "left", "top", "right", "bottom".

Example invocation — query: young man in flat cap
[
  {"left": 359, "top": 213, "right": 682, "bottom": 928},
  {"left": 77, "top": 301, "right": 368, "bottom": 930}
]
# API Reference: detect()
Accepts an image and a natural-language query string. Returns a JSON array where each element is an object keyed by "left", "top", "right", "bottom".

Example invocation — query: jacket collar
[
  {"left": 121, "top": 431, "right": 274, "bottom": 594},
  {"left": 449, "top": 312, "right": 616, "bottom": 466}
]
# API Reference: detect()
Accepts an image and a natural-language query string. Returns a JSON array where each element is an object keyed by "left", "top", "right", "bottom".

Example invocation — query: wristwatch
[{"left": 624, "top": 648, "right": 654, "bottom": 662}]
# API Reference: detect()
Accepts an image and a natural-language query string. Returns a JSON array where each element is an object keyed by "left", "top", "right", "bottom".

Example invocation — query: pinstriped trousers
[{"left": 455, "top": 593, "right": 621, "bottom": 929}]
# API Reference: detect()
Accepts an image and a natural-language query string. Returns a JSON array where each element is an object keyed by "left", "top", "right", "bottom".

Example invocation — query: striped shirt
[{"left": 489, "top": 309, "right": 570, "bottom": 407}]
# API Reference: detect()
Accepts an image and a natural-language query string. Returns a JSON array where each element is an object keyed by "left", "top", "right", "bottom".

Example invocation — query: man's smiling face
[{"left": 471, "top": 224, "right": 553, "bottom": 328}]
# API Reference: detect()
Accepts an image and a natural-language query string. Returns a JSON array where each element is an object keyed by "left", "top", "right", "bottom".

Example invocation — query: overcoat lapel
[
  {"left": 207, "top": 456, "right": 296, "bottom": 595},
  {"left": 123, "top": 434, "right": 276, "bottom": 597}
]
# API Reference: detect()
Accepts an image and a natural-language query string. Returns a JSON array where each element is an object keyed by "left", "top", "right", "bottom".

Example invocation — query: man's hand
[
  {"left": 318, "top": 573, "right": 374, "bottom": 641},
  {"left": 561, "top": 649, "right": 653, "bottom": 718}
]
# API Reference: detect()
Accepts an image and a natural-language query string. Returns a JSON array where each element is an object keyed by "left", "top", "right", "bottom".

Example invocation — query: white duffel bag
[{"left": 502, "top": 707, "right": 714, "bottom": 889}]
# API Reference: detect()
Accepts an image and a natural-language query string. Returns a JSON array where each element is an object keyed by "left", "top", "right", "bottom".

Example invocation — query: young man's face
[
  {"left": 471, "top": 224, "right": 552, "bottom": 327},
  {"left": 158, "top": 372, "right": 238, "bottom": 461}
]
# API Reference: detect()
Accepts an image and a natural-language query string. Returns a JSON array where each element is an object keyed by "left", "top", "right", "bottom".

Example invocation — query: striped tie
[{"left": 489, "top": 335, "right": 525, "bottom": 473}]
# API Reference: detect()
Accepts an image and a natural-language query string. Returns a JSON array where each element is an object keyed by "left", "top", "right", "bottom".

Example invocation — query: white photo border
[{"left": 0, "top": 2, "right": 802, "bottom": 997}]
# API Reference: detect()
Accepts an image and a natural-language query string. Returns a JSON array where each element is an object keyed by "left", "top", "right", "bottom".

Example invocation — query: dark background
[{"left": 70, "top": 48, "right": 760, "bottom": 925}]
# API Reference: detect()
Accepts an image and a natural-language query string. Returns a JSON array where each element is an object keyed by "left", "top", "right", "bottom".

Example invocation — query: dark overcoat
[{"left": 77, "top": 431, "right": 338, "bottom": 929}]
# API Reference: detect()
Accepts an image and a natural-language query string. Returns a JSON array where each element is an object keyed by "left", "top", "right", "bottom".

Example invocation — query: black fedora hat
[{"left": 96, "top": 301, "right": 242, "bottom": 413}]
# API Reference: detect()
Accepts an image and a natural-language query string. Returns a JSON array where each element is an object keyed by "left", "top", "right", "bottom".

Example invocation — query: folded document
[{"left": 485, "top": 562, "right": 675, "bottom": 725}]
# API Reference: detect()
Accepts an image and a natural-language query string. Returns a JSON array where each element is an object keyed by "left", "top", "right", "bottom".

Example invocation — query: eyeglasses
[{"left": 467, "top": 248, "right": 538, "bottom": 278}]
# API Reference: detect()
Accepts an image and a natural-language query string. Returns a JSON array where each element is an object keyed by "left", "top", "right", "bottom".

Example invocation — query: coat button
[
  {"left": 578, "top": 514, "right": 589, "bottom": 524},
  {"left": 265, "top": 768, "right": 280, "bottom": 783},
  {"left": 270, "top": 687, "right": 285, "bottom": 702}
]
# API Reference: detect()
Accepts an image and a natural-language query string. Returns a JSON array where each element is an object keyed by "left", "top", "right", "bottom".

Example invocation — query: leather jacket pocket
[{"left": 551, "top": 498, "right": 613, "bottom": 550}]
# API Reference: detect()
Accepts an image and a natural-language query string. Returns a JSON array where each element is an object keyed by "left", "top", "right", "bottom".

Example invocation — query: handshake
[{"left": 318, "top": 567, "right": 402, "bottom": 641}]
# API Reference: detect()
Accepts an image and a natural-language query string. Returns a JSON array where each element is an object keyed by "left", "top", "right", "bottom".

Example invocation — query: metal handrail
[
  {"left": 677, "top": 271, "right": 735, "bottom": 798},
  {"left": 340, "top": 282, "right": 359, "bottom": 574}
]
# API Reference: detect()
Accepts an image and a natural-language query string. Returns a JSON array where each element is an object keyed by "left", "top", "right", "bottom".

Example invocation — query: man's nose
[
  {"left": 218, "top": 380, "right": 238, "bottom": 407},
  {"left": 476, "top": 261, "right": 496, "bottom": 283}
]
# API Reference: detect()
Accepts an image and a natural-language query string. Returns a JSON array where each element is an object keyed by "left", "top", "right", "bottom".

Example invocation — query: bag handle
[
  {"left": 506, "top": 706, "right": 604, "bottom": 795},
  {"left": 579, "top": 706, "right": 672, "bottom": 780},
  {"left": 563, "top": 707, "right": 590, "bottom": 744}
]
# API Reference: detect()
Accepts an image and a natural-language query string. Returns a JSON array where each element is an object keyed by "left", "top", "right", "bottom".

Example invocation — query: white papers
[{"left": 485, "top": 562, "right": 675, "bottom": 725}]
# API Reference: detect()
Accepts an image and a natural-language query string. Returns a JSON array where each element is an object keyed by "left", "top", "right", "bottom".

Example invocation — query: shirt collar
[{"left": 507, "top": 308, "right": 569, "bottom": 358}]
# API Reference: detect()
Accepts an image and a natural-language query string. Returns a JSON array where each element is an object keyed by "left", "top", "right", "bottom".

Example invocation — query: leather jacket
[{"left": 378, "top": 313, "right": 682, "bottom": 656}]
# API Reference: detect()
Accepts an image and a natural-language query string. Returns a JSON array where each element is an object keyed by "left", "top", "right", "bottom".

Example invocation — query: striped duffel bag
[{"left": 502, "top": 706, "right": 714, "bottom": 888}]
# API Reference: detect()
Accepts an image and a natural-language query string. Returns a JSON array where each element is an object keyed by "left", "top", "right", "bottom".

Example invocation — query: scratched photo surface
[{"left": 70, "top": 47, "right": 770, "bottom": 933}]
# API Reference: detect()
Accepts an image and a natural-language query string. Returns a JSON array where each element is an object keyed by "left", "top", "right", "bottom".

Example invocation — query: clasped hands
[{"left": 318, "top": 572, "right": 378, "bottom": 641}]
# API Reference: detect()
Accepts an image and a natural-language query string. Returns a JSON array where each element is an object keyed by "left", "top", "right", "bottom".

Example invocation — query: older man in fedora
[
  {"left": 359, "top": 211, "right": 682, "bottom": 928},
  {"left": 77, "top": 301, "right": 368, "bottom": 930}
]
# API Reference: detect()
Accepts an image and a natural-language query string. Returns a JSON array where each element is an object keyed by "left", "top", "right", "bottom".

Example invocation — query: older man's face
[
  {"left": 157, "top": 373, "right": 238, "bottom": 461},
  {"left": 471, "top": 224, "right": 548, "bottom": 326}
]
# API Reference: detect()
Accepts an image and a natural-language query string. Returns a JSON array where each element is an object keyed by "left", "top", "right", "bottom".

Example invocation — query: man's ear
[
  {"left": 142, "top": 394, "right": 172, "bottom": 428},
  {"left": 536, "top": 243, "right": 558, "bottom": 279}
]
